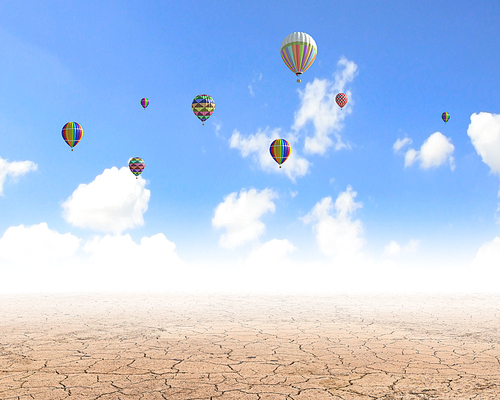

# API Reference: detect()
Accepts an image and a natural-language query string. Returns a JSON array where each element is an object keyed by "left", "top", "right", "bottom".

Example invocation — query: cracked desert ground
[{"left": 0, "top": 294, "right": 499, "bottom": 399}]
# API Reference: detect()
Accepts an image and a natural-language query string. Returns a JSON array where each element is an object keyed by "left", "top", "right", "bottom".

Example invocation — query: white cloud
[
  {"left": 402, "top": 132, "right": 455, "bottom": 170},
  {"left": 81, "top": 233, "right": 183, "bottom": 291},
  {"left": 0, "top": 223, "right": 80, "bottom": 266},
  {"left": 467, "top": 112, "right": 500, "bottom": 176},
  {"left": 393, "top": 137, "right": 413, "bottom": 153},
  {"left": 213, "top": 121, "right": 222, "bottom": 138},
  {"left": 467, "top": 237, "right": 500, "bottom": 291},
  {"left": 383, "top": 240, "right": 401, "bottom": 256},
  {"left": 229, "top": 128, "right": 310, "bottom": 182},
  {"left": 246, "top": 238, "right": 295, "bottom": 266},
  {"left": 0, "top": 156, "right": 37, "bottom": 195},
  {"left": 0, "top": 223, "right": 184, "bottom": 293},
  {"left": 302, "top": 185, "right": 365, "bottom": 258},
  {"left": 293, "top": 57, "right": 358, "bottom": 155},
  {"left": 471, "top": 237, "right": 500, "bottom": 270},
  {"left": 248, "top": 84, "right": 254, "bottom": 96},
  {"left": 383, "top": 239, "right": 419, "bottom": 257},
  {"left": 62, "top": 167, "right": 150, "bottom": 234},
  {"left": 212, "top": 188, "right": 277, "bottom": 249}
]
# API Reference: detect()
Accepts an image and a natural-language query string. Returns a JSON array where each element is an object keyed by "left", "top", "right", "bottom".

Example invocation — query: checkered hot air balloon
[
  {"left": 335, "top": 93, "right": 348, "bottom": 110},
  {"left": 270, "top": 139, "right": 291, "bottom": 168},
  {"left": 442, "top": 112, "right": 450, "bottom": 123},
  {"left": 129, "top": 157, "right": 145, "bottom": 179},
  {"left": 280, "top": 32, "right": 317, "bottom": 83},
  {"left": 192, "top": 94, "right": 215, "bottom": 125},
  {"left": 61, "top": 122, "right": 83, "bottom": 151},
  {"left": 141, "top": 98, "right": 149, "bottom": 110}
]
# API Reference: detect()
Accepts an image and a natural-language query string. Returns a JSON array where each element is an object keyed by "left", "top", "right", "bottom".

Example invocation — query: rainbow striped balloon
[
  {"left": 192, "top": 94, "right": 215, "bottom": 125},
  {"left": 129, "top": 157, "right": 145, "bottom": 179},
  {"left": 61, "top": 122, "right": 83, "bottom": 151},
  {"left": 280, "top": 32, "right": 317, "bottom": 83},
  {"left": 442, "top": 112, "right": 450, "bottom": 123},
  {"left": 141, "top": 98, "right": 149, "bottom": 109},
  {"left": 270, "top": 139, "right": 291, "bottom": 168}
]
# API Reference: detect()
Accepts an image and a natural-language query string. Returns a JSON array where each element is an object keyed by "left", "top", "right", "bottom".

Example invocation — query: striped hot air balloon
[
  {"left": 129, "top": 157, "right": 145, "bottom": 179},
  {"left": 270, "top": 139, "right": 291, "bottom": 168},
  {"left": 141, "top": 98, "right": 149, "bottom": 109},
  {"left": 280, "top": 32, "right": 317, "bottom": 83},
  {"left": 442, "top": 112, "right": 450, "bottom": 123},
  {"left": 61, "top": 122, "right": 83, "bottom": 151},
  {"left": 192, "top": 94, "right": 215, "bottom": 125},
  {"left": 335, "top": 93, "right": 348, "bottom": 110}
]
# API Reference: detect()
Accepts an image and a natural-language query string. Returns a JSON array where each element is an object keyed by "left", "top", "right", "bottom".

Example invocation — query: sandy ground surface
[{"left": 0, "top": 293, "right": 499, "bottom": 400}]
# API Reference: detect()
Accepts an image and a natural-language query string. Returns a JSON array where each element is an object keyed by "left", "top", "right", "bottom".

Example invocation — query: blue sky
[{"left": 1, "top": 0, "right": 500, "bottom": 293}]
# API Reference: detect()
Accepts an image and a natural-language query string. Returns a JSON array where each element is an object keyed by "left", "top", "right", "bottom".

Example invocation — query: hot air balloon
[
  {"left": 129, "top": 157, "right": 145, "bottom": 179},
  {"left": 280, "top": 32, "right": 317, "bottom": 83},
  {"left": 442, "top": 112, "right": 449, "bottom": 123},
  {"left": 270, "top": 139, "right": 291, "bottom": 168},
  {"left": 141, "top": 98, "right": 149, "bottom": 109},
  {"left": 336, "top": 93, "right": 348, "bottom": 110},
  {"left": 62, "top": 122, "right": 83, "bottom": 151},
  {"left": 192, "top": 94, "right": 215, "bottom": 125}
]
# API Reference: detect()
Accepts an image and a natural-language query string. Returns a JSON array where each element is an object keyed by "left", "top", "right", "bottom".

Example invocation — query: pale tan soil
[{"left": 0, "top": 293, "right": 499, "bottom": 399}]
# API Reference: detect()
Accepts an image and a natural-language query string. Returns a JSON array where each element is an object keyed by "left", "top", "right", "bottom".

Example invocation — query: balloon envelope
[
  {"left": 442, "top": 112, "right": 449, "bottom": 123},
  {"left": 141, "top": 98, "right": 149, "bottom": 109},
  {"left": 192, "top": 94, "right": 215, "bottom": 124},
  {"left": 335, "top": 93, "right": 348, "bottom": 109},
  {"left": 62, "top": 122, "right": 83, "bottom": 151},
  {"left": 129, "top": 157, "right": 145, "bottom": 178},
  {"left": 270, "top": 139, "right": 291, "bottom": 168},
  {"left": 280, "top": 32, "right": 317, "bottom": 82}
]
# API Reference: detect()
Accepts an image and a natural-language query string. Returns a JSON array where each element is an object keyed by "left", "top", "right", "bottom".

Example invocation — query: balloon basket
[
  {"left": 279, "top": 165, "right": 281, "bottom": 168},
  {"left": 297, "top": 78, "right": 301, "bottom": 83},
  {"left": 71, "top": 148, "right": 73, "bottom": 151}
]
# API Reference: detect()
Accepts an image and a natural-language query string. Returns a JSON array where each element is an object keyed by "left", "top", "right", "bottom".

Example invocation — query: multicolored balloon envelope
[
  {"left": 62, "top": 122, "right": 83, "bottom": 151},
  {"left": 141, "top": 98, "right": 149, "bottom": 109},
  {"left": 335, "top": 93, "right": 348, "bottom": 109},
  {"left": 270, "top": 139, "right": 291, "bottom": 168},
  {"left": 129, "top": 157, "right": 145, "bottom": 179},
  {"left": 192, "top": 94, "right": 215, "bottom": 125},
  {"left": 280, "top": 32, "right": 317, "bottom": 83},
  {"left": 442, "top": 112, "right": 450, "bottom": 123}
]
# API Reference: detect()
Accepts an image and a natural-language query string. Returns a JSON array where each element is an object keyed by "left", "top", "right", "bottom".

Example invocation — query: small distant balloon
[
  {"left": 129, "top": 157, "right": 145, "bottom": 179},
  {"left": 280, "top": 32, "right": 317, "bottom": 83},
  {"left": 141, "top": 98, "right": 149, "bottom": 109},
  {"left": 442, "top": 112, "right": 449, "bottom": 123},
  {"left": 192, "top": 94, "right": 215, "bottom": 125},
  {"left": 336, "top": 93, "right": 348, "bottom": 110},
  {"left": 61, "top": 122, "right": 83, "bottom": 151},
  {"left": 270, "top": 139, "right": 291, "bottom": 168}
]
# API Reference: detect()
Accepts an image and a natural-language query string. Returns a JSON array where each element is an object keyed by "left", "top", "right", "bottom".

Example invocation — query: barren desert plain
[{"left": 0, "top": 293, "right": 499, "bottom": 399}]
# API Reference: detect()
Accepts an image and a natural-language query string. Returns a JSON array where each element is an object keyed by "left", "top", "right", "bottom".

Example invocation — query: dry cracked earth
[{"left": 0, "top": 293, "right": 499, "bottom": 399}]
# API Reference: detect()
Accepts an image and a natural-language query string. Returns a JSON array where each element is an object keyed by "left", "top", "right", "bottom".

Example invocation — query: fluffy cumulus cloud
[
  {"left": 383, "top": 239, "right": 419, "bottom": 257},
  {"left": 0, "top": 223, "right": 184, "bottom": 293},
  {"left": 62, "top": 167, "right": 150, "bottom": 234},
  {"left": 395, "top": 132, "right": 455, "bottom": 170},
  {"left": 302, "top": 185, "right": 365, "bottom": 259},
  {"left": 0, "top": 156, "right": 37, "bottom": 195},
  {"left": 293, "top": 57, "right": 358, "bottom": 155},
  {"left": 467, "top": 112, "right": 500, "bottom": 176},
  {"left": 392, "top": 137, "right": 413, "bottom": 153},
  {"left": 0, "top": 223, "right": 80, "bottom": 266},
  {"left": 212, "top": 188, "right": 277, "bottom": 249},
  {"left": 229, "top": 128, "right": 310, "bottom": 181}
]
